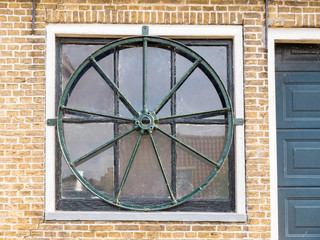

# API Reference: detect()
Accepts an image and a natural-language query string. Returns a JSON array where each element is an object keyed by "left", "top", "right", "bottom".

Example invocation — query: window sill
[{"left": 45, "top": 211, "right": 246, "bottom": 222}]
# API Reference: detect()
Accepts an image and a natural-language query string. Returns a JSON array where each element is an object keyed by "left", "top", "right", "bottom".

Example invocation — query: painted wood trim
[{"left": 268, "top": 27, "right": 320, "bottom": 240}]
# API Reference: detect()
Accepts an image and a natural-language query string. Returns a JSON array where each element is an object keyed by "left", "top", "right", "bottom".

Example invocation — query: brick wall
[{"left": 0, "top": 0, "right": 319, "bottom": 239}]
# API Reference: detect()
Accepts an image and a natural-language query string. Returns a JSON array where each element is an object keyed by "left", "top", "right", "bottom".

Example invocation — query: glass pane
[
  {"left": 147, "top": 47, "right": 171, "bottom": 117},
  {"left": 119, "top": 101, "right": 134, "bottom": 118},
  {"left": 64, "top": 65, "right": 114, "bottom": 116},
  {"left": 61, "top": 44, "right": 103, "bottom": 89},
  {"left": 119, "top": 47, "right": 143, "bottom": 112},
  {"left": 150, "top": 129, "right": 172, "bottom": 182},
  {"left": 96, "top": 50, "right": 114, "bottom": 79},
  {"left": 175, "top": 141, "right": 216, "bottom": 199},
  {"left": 155, "top": 127, "right": 216, "bottom": 199},
  {"left": 176, "top": 124, "right": 227, "bottom": 162},
  {"left": 119, "top": 135, "right": 170, "bottom": 202},
  {"left": 63, "top": 122, "right": 114, "bottom": 161},
  {"left": 195, "top": 158, "right": 229, "bottom": 199},
  {"left": 173, "top": 124, "right": 230, "bottom": 200},
  {"left": 74, "top": 147, "right": 114, "bottom": 198},
  {"left": 175, "top": 68, "right": 223, "bottom": 115},
  {"left": 61, "top": 123, "right": 115, "bottom": 199},
  {"left": 61, "top": 123, "right": 136, "bottom": 199},
  {"left": 61, "top": 158, "right": 96, "bottom": 199},
  {"left": 176, "top": 52, "right": 193, "bottom": 81},
  {"left": 190, "top": 46, "right": 228, "bottom": 86},
  {"left": 61, "top": 146, "right": 115, "bottom": 199},
  {"left": 118, "top": 129, "right": 139, "bottom": 181}
]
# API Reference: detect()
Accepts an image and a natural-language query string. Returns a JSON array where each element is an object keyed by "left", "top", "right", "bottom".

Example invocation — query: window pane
[
  {"left": 62, "top": 44, "right": 104, "bottom": 88},
  {"left": 175, "top": 68, "right": 223, "bottom": 115},
  {"left": 64, "top": 66, "right": 115, "bottom": 115},
  {"left": 190, "top": 46, "right": 228, "bottom": 86},
  {"left": 119, "top": 135, "right": 171, "bottom": 204},
  {"left": 119, "top": 47, "right": 143, "bottom": 112},
  {"left": 147, "top": 47, "right": 171, "bottom": 116},
  {"left": 175, "top": 124, "right": 227, "bottom": 199},
  {"left": 197, "top": 158, "right": 230, "bottom": 199},
  {"left": 61, "top": 122, "right": 115, "bottom": 199}
]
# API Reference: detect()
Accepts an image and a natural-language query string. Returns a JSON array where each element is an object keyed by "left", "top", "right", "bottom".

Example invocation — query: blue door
[{"left": 276, "top": 44, "right": 320, "bottom": 239}]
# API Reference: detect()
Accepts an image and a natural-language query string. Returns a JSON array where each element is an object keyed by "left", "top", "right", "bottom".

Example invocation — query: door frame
[{"left": 268, "top": 28, "right": 320, "bottom": 240}]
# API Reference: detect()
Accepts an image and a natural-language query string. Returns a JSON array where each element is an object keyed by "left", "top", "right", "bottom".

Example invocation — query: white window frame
[
  {"left": 268, "top": 28, "right": 320, "bottom": 239},
  {"left": 45, "top": 24, "right": 245, "bottom": 221}
]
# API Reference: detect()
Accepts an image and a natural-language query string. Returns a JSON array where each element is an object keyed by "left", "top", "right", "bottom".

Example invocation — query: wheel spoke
[
  {"left": 61, "top": 106, "right": 135, "bottom": 122},
  {"left": 143, "top": 37, "right": 148, "bottom": 111},
  {"left": 156, "top": 127, "right": 220, "bottom": 168},
  {"left": 62, "top": 117, "right": 129, "bottom": 124},
  {"left": 114, "top": 133, "right": 142, "bottom": 204},
  {"left": 159, "top": 119, "right": 227, "bottom": 125},
  {"left": 89, "top": 56, "right": 139, "bottom": 116},
  {"left": 71, "top": 127, "right": 136, "bottom": 167},
  {"left": 158, "top": 108, "right": 230, "bottom": 122},
  {"left": 150, "top": 135, "right": 176, "bottom": 203},
  {"left": 154, "top": 58, "right": 201, "bottom": 114}
]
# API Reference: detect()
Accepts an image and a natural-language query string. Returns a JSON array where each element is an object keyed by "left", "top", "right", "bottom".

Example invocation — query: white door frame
[{"left": 268, "top": 28, "right": 320, "bottom": 240}]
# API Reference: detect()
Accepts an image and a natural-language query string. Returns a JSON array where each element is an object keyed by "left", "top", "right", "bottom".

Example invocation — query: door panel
[
  {"left": 276, "top": 44, "right": 320, "bottom": 239},
  {"left": 277, "top": 130, "right": 320, "bottom": 186},
  {"left": 278, "top": 188, "right": 320, "bottom": 239},
  {"left": 276, "top": 72, "right": 320, "bottom": 129}
]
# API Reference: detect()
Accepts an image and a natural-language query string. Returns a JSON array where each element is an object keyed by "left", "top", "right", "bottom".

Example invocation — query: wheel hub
[{"left": 134, "top": 111, "right": 158, "bottom": 134}]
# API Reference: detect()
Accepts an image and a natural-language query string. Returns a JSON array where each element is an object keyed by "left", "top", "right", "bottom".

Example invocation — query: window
[{"left": 46, "top": 25, "right": 245, "bottom": 221}]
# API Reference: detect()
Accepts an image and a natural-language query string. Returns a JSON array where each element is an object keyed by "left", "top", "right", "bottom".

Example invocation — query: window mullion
[
  {"left": 114, "top": 48, "right": 120, "bottom": 197},
  {"left": 170, "top": 47, "right": 177, "bottom": 197}
]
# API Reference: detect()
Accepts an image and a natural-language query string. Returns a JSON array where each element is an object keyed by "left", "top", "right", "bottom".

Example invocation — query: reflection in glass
[
  {"left": 62, "top": 44, "right": 104, "bottom": 88},
  {"left": 64, "top": 66, "right": 115, "bottom": 116},
  {"left": 150, "top": 129, "right": 172, "bottom": 183},
  {"left": 61, "top": 125, "right": 138, "bottom": 199},
  {"left": 153, "top": 124, "right": 229, "bottom": 200},
  {"left": 75, "top": 146, "right": 114, "bottom": 197},
  {"left": 176, "top": 124, "right": 227, "bottom": 160},
  {"left": 63, "top": 122, "right": 114, "bottom": 161},
  {"left": 196, "top": 157, "right": 229, "bottom": 199},
  {"left": 119, "top": 47, "right": 143, "bottom": 112},
  {"left": 176, "top": 124, "right": 228, "bottom": 199},
  {"left": 61, "top": 153, "right": 115, "bottom": 199},
  {"left": 175, "top": 68, "right": 223, "bottom": 115},
  {"left": 61, "top": 158, "right": 95, "bottom": 199},
  {"left": 147, "top": 47, "right": 171, "bottom": 117},
  {"left": 61, "top": 122, "right": 115, "bottom": 199},
  {"left": 119, "top": 135, "right": 171, "bottom": 203},
  {"left": 175, "top": 52, "right": 193, "bottom": 81},
  {"left": 190, "top": 46, "right": 227, "bottom": 86}
]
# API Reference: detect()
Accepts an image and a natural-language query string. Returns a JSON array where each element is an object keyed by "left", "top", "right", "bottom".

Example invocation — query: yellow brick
[
  {"left": 147, "top": 231, "right": 160, "bottom": 238},
  {"left": 134, "top": 232, "right": 146, "bottom": 238},
  {"left": 140, "top": 224, "right": 163, "bottom": 231},
  {"left": 114, "top": 224, "right": 139, "bottom": 231},
  {"left": 198, "top": 232, "right": 210, "bottom": 238},
  {"left": 108, "top": 231, "right": 121, "bottom": 238},
  {"left": 57, "top": 232, "right": 70, "bottom": 238},
  {"left": 166, "top": 225, "right": 190, "bottom": 231}
]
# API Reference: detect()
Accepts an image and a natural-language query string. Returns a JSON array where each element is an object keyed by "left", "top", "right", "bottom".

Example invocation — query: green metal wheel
[{"left": 57, "top": 29, "right": 233, "bottom": 211}]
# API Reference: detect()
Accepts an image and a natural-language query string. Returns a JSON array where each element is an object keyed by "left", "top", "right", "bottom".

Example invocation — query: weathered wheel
[{"left": 57, "top": 29, "right": 233, "bottom": 211}]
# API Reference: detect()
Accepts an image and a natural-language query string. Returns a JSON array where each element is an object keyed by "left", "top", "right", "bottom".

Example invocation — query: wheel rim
[{"left": 57, "top": 36, "right": 233, "bottom": 211}]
